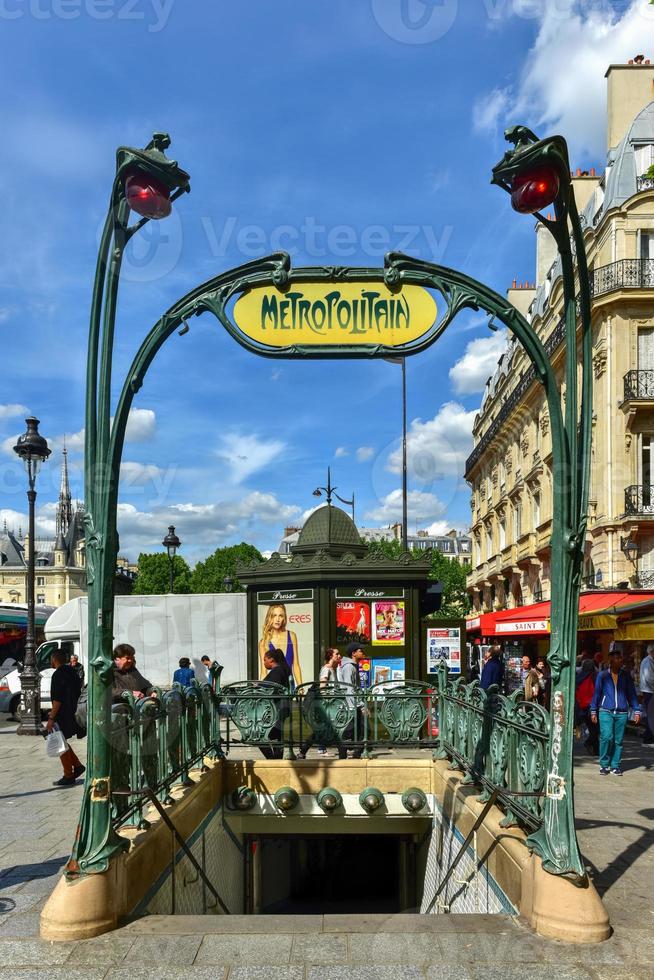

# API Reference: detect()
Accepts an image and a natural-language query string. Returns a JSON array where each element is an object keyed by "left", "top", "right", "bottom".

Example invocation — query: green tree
[
  {"left": 190, "top": 542, "right": 263, "bottom": 593},
  {"left": 365, "top": 538, "right": 470, "bottom": 619},
  {"left": 132, "top": 552, "right": 192, "bottom": 595}
]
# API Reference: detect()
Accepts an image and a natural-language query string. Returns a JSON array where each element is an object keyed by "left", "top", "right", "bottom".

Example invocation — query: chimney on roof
[{"left": 606, "top": 56, "right": 654, "bottom": 151}]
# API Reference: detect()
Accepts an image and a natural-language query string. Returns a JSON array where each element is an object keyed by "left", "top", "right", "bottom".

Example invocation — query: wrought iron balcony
[
  {"left": 591, "top": 259, "right": 654, "bottom": 297},
  {"left": 624, "top": 370, "right": 654, "bottom": 400},
  {"left": 637, "top": 176, "right": 654, "bottom": 192},
  {"left": 625, "top": 485, "right": 654, "bottom": 516},
  {"left": 635, "top": 570, "right": 654, "bottom": 589}
]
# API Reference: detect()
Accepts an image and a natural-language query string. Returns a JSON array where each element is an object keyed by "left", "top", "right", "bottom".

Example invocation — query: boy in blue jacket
[{"left": 590, "top": 650, "right": 640, "bottom": 775}]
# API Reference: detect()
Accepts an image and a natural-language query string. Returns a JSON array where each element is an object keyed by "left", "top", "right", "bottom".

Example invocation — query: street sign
[{"left": 233, "top": 282, "right": 437, "bottom": 349}]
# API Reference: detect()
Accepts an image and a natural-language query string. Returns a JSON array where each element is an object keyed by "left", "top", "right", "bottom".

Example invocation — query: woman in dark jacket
[{"left": 260, "top": 648, "right": 291, "bottom": 759}]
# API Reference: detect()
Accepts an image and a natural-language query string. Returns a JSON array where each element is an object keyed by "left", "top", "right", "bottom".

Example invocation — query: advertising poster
[
  {"left": 426, "top": 627, "right": 461, "bottom": 675},
  {"left": 372, "top": 601, "right": 405, "bottom": 645},
  {"left": 257, "top": 592, "right": 315, "bottom": 685},
  {"left": 335, "top": 601, "right": 371, "bottom": 646}
]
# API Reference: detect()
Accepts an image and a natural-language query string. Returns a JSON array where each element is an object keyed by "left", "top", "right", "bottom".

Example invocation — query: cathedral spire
[{"left": 55, "top": 442, "right": 73, "bottom": 538}]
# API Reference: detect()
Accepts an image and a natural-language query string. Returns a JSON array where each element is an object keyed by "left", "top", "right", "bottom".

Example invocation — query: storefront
[
  {"left": 466, "top": 590, "right": 654, "bottom": 661},
  {"left": 237, "top": 504, "right": 437, "bottom": 683}
]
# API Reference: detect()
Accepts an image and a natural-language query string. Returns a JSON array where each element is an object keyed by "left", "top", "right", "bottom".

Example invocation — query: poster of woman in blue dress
[{"left": 258, "top": 602, "right": 302, "bottom": 686}]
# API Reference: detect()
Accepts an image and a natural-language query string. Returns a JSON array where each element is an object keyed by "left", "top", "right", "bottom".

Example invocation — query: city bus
[{"left": 0, "top": 603, "right": 56, "bottom": 718}]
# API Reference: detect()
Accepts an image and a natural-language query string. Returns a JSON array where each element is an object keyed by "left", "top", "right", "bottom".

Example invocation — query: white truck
[{"left": 2, "top": 593, "right": 248, "bottom": 717}]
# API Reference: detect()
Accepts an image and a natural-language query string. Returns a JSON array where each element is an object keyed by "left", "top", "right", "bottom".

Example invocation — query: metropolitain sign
[{"left": 233, "top": 282, "right": 437, "bottom": 349}]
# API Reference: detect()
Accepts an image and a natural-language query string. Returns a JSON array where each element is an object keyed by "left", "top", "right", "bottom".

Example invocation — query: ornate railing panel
[
  {"left": 637, "top": 176, "right": 654, "bottom": 192},
  {"left": 109, "top": 681, "right": 221, "bottom": 830},
  {"left": 434, "top": 665, "right": 548, "bottom": 830},
  {"left": 625, "top": 484, "right": 654, "bottom": 516},
  {"left": 590, "top": 258, "right": 654, "bottom": 297},
  {"left": 219, "top": 680, "right": 438, "bottom": 758},
  {"left": 624, "top": 369, "right": 654, "bottom": 400}
]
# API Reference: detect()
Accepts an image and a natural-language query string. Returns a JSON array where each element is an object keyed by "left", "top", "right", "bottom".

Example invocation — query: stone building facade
[{"left": 466, "top": 58, "right": 654, "bottom": 612}]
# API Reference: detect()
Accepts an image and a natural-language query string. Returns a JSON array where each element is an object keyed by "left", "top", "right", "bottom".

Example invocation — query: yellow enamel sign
[{"left": 233, "top": 282, "right": 437, "bottom": 348}]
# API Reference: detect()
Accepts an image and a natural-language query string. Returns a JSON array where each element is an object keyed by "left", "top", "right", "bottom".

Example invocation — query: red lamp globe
[
  {"left": 124, "top": 169, "right": 172, "bottom": 219},
  {"left": 510, "top": 165, "right": 560, "bottom": 214}
]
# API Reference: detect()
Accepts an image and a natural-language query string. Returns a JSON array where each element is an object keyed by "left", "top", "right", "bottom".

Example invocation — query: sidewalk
[{"left": 0, "top": 718, "right": 652, "bottom": 977}]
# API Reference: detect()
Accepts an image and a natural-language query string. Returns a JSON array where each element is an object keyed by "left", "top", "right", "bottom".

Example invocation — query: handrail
[{"left": 112, "top": 788, "right": 229, "bottom": 914}]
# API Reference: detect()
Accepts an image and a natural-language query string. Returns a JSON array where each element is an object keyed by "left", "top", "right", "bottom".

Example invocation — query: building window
[
  {"left": 513, "top": 499, "right": 522, "bottom": 540},
  {"left": 36, "top": 576, "right": 45, "bottom": 587},
  {"left": 642, "top": 436, "right": 653, "bottom": 505},
  {"left": 635, "top": 144, "right": 654, "bottom": 176},
  {"left": 638, "top": 534, "right": 654, "bottom": 587},
  {"left": 37, "top": 593, "right": 45, "bottom": 604},
  {"left": 638, "top": 328, "right": 654, "bottom": 371},
  {"left": 486, "top": 526, "right": 493, "bottom": 560},
  {"left": 532, "top": 491, "right": 541, "bottom": 528},
  {"left": 641, "top": 232, "right": 654, "bottom": 261},
  {"left": 499, "top": 518, "right": 506, "bottom": 551}
]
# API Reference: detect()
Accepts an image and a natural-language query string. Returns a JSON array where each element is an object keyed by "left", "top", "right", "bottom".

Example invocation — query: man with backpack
[
  {"left": 575, "top": 658, "right": 598, "bottom": 755},
  {"left": 590, "top": 649, "right": 640, "bottom": 775}
]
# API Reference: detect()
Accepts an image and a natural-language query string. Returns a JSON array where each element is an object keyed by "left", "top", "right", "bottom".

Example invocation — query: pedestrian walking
[
  {"left": 521, "top": 655, "right": 540, "bottom": 702},
  {"left": 590, "top": 649, "right": 641, "bottom": 775},
  {"left": 297, "top": 647, "right": 341, "bottom": 758},
  {"left": 639, "top": 644, "right": 654, "bottom": 746},
  {"left": 338, "top": 641, "right": 367, "bottom": 758},
  {"left": 480, "top": 644, "right": 504, "bottom": 690},
  {"left": 47, "top": 649, "right": 85, "bottom": 787},
  {"left": 575, "top": 658, "right": 598, "bottom": 755},
  {"left": 173, "top": 656, "right": 195, "bottom": 687},
  {"left": 260, "top": 647, "right": 291, "bottom": 759}
]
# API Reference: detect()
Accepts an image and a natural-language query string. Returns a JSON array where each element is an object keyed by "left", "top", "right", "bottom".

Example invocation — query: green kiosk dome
[{"left": 292, "top": 504, "right": 366, "bottom": 559}]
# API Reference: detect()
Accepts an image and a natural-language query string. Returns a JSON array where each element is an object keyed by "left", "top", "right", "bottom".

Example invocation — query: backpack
[{"left": 576, "top": 673, "right": 594, "bottom": 711}]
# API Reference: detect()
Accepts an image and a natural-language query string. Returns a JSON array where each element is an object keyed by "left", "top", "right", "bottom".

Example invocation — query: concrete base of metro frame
[{"left": 40, "top": 756, "right": 610, "bottom": 945}]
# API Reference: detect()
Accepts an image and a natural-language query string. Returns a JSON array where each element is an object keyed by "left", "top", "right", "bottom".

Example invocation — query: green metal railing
[
  {"left": 107, "top": 668, "right": 548, "bottom": 839},
  {"left": 435, "top": 664, "right": 548, "bottom": 830},
  {"left": 110, "top": 681, "right": 221, "bottom": 831},
  {"left": 220, "top": 679, "right": 439, "bottom": 759}
]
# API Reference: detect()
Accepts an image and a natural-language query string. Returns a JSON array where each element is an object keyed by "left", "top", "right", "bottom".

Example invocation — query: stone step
[{"left": 120, "top": 913, "right": 516, "bottom": 935}]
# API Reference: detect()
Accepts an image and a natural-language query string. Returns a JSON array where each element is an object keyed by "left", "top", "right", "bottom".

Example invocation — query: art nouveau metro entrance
[{"left": 39, "top": 125, "right": 614, "bottom": 945}]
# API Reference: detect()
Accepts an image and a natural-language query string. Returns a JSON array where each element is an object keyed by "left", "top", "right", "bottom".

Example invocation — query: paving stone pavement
[{"left": 0, "top": 717, "right": 652, "bottom": 978}]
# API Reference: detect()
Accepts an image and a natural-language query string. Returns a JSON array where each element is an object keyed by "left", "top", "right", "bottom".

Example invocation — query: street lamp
[
  {"left": 313, "top": 466, "right": 355, "bottom": 523},
  {"left": 620, "top": 536, "right": 639, "bottom": 563},
  {"left": 223, "top": 574, "right": 234, "bottom": 593},
  {"left": 13, "top": 416, "right": 50, "bottom": 735},
  {"left": 162, "top": 525, "right": 181, "bottom": 593},
  {"left": 383, "top": 356, "right": 408, "bottom": 551}
]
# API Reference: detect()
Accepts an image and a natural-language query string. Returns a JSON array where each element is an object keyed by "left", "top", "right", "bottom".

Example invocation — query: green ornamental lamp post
[{"left": 490, "top": 127, "right": 592, "bottom": 879}]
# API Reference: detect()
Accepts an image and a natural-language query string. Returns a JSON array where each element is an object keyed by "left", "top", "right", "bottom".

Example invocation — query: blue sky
[{"left": 0, "top": 0, "right": 651, "bottom": 561}]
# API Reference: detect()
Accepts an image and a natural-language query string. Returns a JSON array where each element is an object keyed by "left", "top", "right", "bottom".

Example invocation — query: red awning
[{"left": 466, "top": 591, "right": 654, "bottom": 638}]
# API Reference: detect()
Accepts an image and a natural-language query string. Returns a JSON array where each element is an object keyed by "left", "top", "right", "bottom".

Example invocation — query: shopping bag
[{"left": 45, "top": 724, "right": 68, "bottom": 758}]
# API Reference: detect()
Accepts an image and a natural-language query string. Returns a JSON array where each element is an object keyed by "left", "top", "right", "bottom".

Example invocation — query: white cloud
[
  {"left": 216, "top": 432, "right": 286, "bottom": 484},
  {"left": 449, "top": 329, "right": 508, "bottom": 395},
  {"left": 0, "top": 404, "right": 28, "bottom": 422},
  {"left": 334, "top": 447, "right": 349, "bottom": 458},
  {"left": 387, "top": 403, "right": 476, "bottom": 481},
  {"left": 115, "top": 492, "right": 301, "bottom": 560},
  {"left": 476, "top": 1, "right": 654, "bottom": 159},
  {"left": 356, "top": 446, "right": 375, "bottom": 463},
  {"left": 365, "top": 489, "right": 446, "bottom": 525},
  {"left": 426, "top": 520, "right": 452, "bottom": 536},
  {"left": 473, "top": 87, "right": 510, "bottom": 134},
  {"left": 125, "top": 408, "right": 156, "bottom": 443}
]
